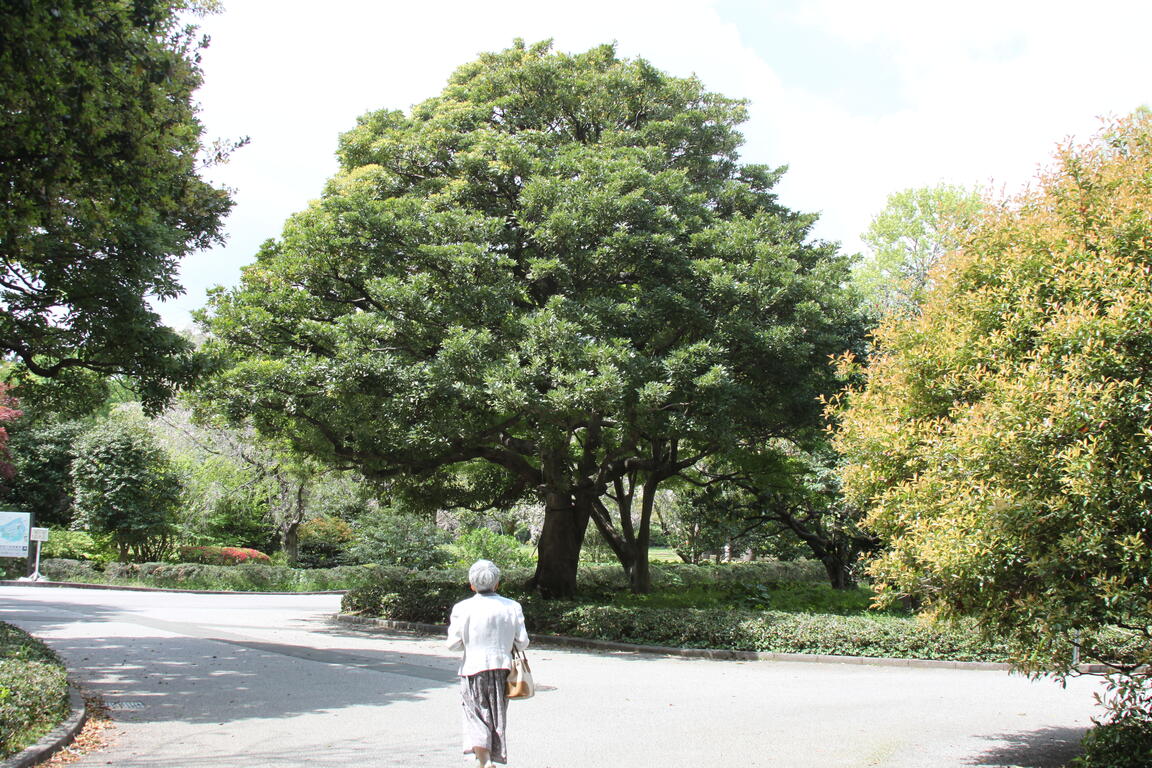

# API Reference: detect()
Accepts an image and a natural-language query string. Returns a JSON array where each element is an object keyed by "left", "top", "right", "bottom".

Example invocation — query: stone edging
[
  {"left": 334, "top": 613, "right": 1022, "bottom": 671},
  {"left": 0, "top": 684, "right": 87, "bottom": 768}
]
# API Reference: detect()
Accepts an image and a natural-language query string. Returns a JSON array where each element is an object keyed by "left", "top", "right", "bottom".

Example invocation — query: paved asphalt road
[{"left": 0, "top": 585, "right": 1104, "bottom": 768}]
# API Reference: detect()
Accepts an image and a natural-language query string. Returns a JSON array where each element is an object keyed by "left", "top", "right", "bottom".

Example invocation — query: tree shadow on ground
[
  {"left": 966, "top": 726, "right": 1087, "bottom": 768},
  {"left": 0, "top": 592, "right": 458, "bottom": 725}
]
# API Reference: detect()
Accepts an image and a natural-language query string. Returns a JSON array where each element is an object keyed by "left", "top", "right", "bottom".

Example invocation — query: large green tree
[
  {"left": 201, "top": 41, "right": 860, "bottom": 596},
  {"left": 0, "top": 0, "right": 235, "bottom": 410},
  {"left": 834, "top": 114, "right": 1152, "bottom": 711}
]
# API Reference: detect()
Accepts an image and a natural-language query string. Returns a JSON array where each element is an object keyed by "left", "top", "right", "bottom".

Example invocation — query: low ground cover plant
[{"left": 0, "top": 622, "right": 68, "bottom": 758}]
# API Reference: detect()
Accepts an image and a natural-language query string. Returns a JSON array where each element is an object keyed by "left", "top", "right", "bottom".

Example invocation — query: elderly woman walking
[{"left": 446, "top": 559, "right": 530, "bottom": 767}]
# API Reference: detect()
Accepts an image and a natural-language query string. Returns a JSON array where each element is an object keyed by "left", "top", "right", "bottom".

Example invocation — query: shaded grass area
[{"left": 0, "top": 622, "right": 69, "bottom": 758}]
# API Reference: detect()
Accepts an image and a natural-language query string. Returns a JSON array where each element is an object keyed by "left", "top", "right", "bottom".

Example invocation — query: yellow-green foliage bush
[{"left": 833, "top": 113, "right": 1152, "bottom": 717}]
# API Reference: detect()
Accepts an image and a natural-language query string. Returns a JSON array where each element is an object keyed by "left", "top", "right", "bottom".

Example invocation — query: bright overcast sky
[{"left": 162, "top": 0, "right": 1152, "bottom": 329}]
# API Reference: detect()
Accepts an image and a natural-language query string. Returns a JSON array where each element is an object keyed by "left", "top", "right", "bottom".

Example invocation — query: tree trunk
[
  {"left": 530, "top": 490, "right": 591, "bottom": 598},
  {"left": 821, "top": 555, "right": 854, "bottom": 590},
  {"left": 277, "top": 477, "right": 308, "bottom": 566},
  {"left": 282, "top": 521, "right": 300, "bottom": 565},
  {"left": 625, "top": 478, "right": 659, "bottom": 593}
]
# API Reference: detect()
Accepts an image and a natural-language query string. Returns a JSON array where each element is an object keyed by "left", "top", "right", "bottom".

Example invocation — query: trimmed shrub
[
  {"left": 177, "top": 546, "right": 272, "bottom": 566},
  {"left": 39, "top": 558, "right": 373, "bottom": 592},
  {"left": 39, "top": 558, "right": 103, "bottom": 582},
  {"left": 297, "top": 516, "right": 356, "bottom": 569},
  {"left": 339, "top": 563, "right": 1152, "bottom": 664},
  {"left": 0, "top": 622, "right": 68, "bottom": 758},
  {"left": 341, "top": 572, "right": 1015, "bottom": 662}
]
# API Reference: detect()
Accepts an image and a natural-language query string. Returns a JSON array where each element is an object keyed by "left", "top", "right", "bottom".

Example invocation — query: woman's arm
[
  {"left": 512, "top": 603, "right": 530, "bottom": 651},
  {"left": 446, "top": 605, "right": 466, "bottom": 651}
]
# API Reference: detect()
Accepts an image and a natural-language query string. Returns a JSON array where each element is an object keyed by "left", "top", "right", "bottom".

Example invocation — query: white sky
[{"left": 161, "top": 0, "right": 1152, "bottom": 329}]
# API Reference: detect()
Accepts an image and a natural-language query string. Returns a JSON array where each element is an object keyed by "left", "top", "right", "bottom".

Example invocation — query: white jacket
[{"left": 446, "top": 592, "right": 530, "bottom": 677}]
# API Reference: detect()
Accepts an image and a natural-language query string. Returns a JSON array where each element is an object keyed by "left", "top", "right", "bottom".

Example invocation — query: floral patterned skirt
[{"left": 461, "top": 668, "right": 511, "bottom": 764}]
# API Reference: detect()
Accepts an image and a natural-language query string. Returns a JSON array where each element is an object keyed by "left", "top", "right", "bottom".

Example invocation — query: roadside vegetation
[
  {"left": 2, "top": 10, "right": 1150, "bottom": 760},
  {"left": 0, "top": 622, "right": 69, "bottom": 759}
]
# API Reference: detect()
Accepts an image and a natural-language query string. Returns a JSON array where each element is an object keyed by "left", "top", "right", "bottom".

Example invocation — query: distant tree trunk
[
  {"left": 589, "top": 473, "right": 662, "bottom": 594},
  {"left": 275, "top": 476, "right": 308, "bottom": 566},
  {"left": 776, "top": 513, "right": 869, "bottom": 590}
]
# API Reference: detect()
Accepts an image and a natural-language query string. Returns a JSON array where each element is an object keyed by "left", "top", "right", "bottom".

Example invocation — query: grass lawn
[{"left": 647, "top": 547, "right": 682, "bottom": 562}]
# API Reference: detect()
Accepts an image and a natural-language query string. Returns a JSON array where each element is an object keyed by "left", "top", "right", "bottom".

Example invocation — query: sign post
[{"left": 29, "top": 527, "right": 49, "bottom": 582}]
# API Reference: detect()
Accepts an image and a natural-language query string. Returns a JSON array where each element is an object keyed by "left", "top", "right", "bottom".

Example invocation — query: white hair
[{"left": 468, "top": 559, "right": 501, "bottom": 592}]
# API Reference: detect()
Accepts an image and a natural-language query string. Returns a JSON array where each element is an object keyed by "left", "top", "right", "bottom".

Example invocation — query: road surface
[{"left": 0, "top": 585, "right": 1102, "bottom": 767}]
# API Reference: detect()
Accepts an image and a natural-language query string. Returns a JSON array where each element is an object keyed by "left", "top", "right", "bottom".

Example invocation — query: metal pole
[{"left": 32, "top": 539, "right": 41, "bottom": 581}]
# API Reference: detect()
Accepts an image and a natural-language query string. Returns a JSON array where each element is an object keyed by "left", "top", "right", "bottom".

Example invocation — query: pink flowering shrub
[
  {"left": 178, "top": 546, "right": 271, "bottom": 566},
  {"left": 0, "top": 382, "right": 23, "bottom": 482}
]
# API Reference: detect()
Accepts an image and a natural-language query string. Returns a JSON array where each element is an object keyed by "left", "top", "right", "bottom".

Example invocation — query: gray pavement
[{"left": 0, "top": 585, "right": 1103, "bottom": 768}]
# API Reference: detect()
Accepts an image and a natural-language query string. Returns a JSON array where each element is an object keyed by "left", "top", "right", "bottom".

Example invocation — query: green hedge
[
  {"left": 40, "top": 558, "right": 375, "bottom": 592},
  {"left": 0, "top": 623, "right": 69, "bottom": 758},
  {"left": 341, "top": 568, "right": 1014, "bottom": 662},
  {"left": 37, "top": 558, "right": 826, "bottom": 596},
  {"left": 339, "top": 565, "right": 1152, "bottom": 665}
]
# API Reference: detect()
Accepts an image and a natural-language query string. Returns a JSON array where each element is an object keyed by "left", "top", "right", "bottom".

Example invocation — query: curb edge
[{"left": 0, "top": 683, "right": 87, "bottom": 768}]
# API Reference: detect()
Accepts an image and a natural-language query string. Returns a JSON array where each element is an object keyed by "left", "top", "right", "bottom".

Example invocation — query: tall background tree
[
  {"left": 0, "top": 0, "right": 236, "bottom": 411},
  {"left": 854, "top": 183, "right": 985, "bottom": 317},
  {"left": 200, "top": 40, "right": 862, "bottom": 596},
  {"left": 833, "top": 113, "right": 1152, "bottom": 735}
]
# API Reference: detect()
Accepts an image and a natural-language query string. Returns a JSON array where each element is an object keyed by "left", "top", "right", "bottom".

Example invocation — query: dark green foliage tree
[
  {"left": 682, "top": 443, "right": 876, "bottom": 588},
  {"left": 201, "top": 41, "right": 861, "bottom": 596},
  {"left": 71, "top": 414, "right": 182, "bottom": 561},
  {"left": 0, "top": 418, "right": 85, "bottom": 527},
  {"left": 0, "top": 0, "right": 235, "bottom": 411}
]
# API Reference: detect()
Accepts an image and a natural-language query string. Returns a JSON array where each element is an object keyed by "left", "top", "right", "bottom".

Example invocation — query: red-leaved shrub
[{"left": 178, "top": 546, "right": 271, "bottom": 566}]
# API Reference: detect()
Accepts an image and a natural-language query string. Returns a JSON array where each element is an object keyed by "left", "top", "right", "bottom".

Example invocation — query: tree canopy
[
  {"left": 201, "top": 40, "right": 861, "bottom": 596},
  {"left": 833, "top": 113, "right": 1152, "bottom": 685},
  {"left": 0, "top": 0, "right": 234, "bottom": 410},
  {"left": 854, "top": 183, "right": 985, "bottom": 316}
]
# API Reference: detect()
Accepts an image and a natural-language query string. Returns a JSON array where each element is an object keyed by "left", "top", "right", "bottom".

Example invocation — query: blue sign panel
[{"left": 0, "top": 511, "right": 30, "bottom": 558}]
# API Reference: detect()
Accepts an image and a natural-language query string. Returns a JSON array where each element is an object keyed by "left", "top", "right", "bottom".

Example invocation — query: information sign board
[
  {"left": 0, "top": 511, "right": 30, "bottom": 558},
  {"left": 30, "top": 527, "right": 49, "bottom": 542}
]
